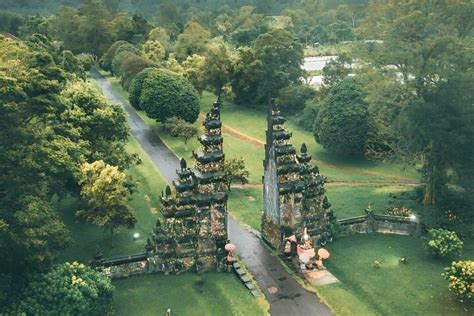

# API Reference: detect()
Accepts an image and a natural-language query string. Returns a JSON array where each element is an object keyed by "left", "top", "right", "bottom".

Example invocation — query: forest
[{"left": 0, "top": 0, "right": 473, "bottom": 314}]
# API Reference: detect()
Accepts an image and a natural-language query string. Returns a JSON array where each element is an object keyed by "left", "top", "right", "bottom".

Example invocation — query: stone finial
[
  {"left": 165, "top": 185, "right": 172, "bottom": 196},
  {"left": 270, "top": 98, "right": 278, "bottom": 111},
  {"left": 301, "top": 143, "right": 308, "bottom": 154},
  {"left": 180, "top": 158, "right": 187, "bottom": 170}
]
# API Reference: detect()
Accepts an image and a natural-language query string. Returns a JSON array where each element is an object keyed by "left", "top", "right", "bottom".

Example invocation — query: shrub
[
  {"left": 118, "top": 54, "right": 153, "bottom": 90},
  {"left": 16, "top": 262, "right": 114, "bottom": 315},
  {"left": 314, "top": 77, "right": 371, "bottom": 156},
  {"left": 163, "top": 116, "right": 199, "bottom": 148},
  {"left": 129, "top": 67, "right": 156, "bottom": 110},
  {"left": 100, "top": 40, "right": 129, "bottom": 71},
  {"left": 111, "top": 50, "right": 136, "bottom": 77},
  {"left": 443, "top": 260, "right": 473, "bottom": 303},
  {"left": 295, "top": 102, "right": 319, "bottom": 132},
  {"left": 77, "top": 53, "right": 94, "bottom": 71},
  {"left": 140, "top": 69, "right": 199, "bottom": 123},
  {"left": 276, "top": 84, "right": 316, "bottom": 114},
  {"left": 422, "top": 228, "right": 463, "bottom": 258},
  {"left": 385, "top": 207, "right": 412, "bottom": 217}
]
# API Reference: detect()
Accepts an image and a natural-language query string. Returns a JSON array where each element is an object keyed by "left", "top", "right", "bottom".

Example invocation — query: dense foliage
[
  {"left": 314, "top": 77, "right": 370, "bottom": 155},
  {"left": 443, "top": 260, "right": 473, "bottom": 303},
  {"left": 16, "top": 262, "right": 114, "bottom": 315},
  {"left": 77, "top": 161, "right": 136, "bottom": 236},
  {"left": 139, "top": 68, "right": 200, "bottom": 123},
  {"left": 422, "top": 228, "right": 463, "bottom": 258},
  {"left": 128, "top": 67, "right": 155, "bottom": 110}
]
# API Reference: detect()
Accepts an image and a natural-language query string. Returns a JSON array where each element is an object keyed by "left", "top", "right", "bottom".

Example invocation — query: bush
[
  {"left": 77, "top": 53, "right": 94, "bottom": 71},
  {"left": 140, "top": 69, "right": 199, "bottom": 123},
  {"left": 276, "top": 84, "right": 316, "bottom": 114},
  {"left": 118, "top": 54, "right": 153, "bottom": 90},
  {"left": 385, "top": 207, "right": 412, "bottom": 217},
  {"left": 422, "top": 228, "right": 463, "bottom": 258},
  {"left": 111, "top": 50, "right": 136, "bottom": 77},
  {"left": 163, "top": 116, "right": 198, "bottom": 148},
  {"left": 295, "top": 102, "right": 319, "bottom": 132},
  {"left": 314, "top": 77, "right": 370, "bottom": 155},
  {"left": 443, "top": 260, "right": 473, "bottom": 303},
  {"left": 100, "top": 40, "right": 129, "bottom": 71},
  {"left": 129, "top": 67, "right": 156, "bottom": 110},
  {"left": 16, "top": 262, "right": 114, "bottom": 315}
]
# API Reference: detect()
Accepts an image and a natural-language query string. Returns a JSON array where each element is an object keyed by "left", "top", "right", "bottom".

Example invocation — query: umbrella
[
  {"left": 225, "top": 243, "right": 236, "bottom": 252},
  {"left": 318, "top": 248, "right": 330, "bottom": 260}
]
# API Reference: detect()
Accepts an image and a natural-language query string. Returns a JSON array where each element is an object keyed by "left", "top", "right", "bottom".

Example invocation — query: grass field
[
  {"left": 113, "top": 272, "right": 268, "bottom": 316},
  {"left": 320, "top": 234, "right": 474, "bottom": 315}
]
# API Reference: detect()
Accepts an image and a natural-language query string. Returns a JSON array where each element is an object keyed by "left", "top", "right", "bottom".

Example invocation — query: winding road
[{"left": 90, "top": 68, "right": 332, "bottom": 316}]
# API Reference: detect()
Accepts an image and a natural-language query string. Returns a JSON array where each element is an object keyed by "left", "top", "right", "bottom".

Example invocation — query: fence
[{"left": 337, "top": 212, "right": 421, "bottom": 237}]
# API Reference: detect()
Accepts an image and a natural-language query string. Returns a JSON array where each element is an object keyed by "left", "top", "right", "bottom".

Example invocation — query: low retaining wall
[{"left": 337, "top": 213, "right": 421, "bottom": 237}]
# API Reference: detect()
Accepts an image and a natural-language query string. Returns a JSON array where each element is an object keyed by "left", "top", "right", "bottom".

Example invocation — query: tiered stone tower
[
  {"left": 262, "top": 100, "right": 335, "bottom": 249},
  {"left": 152, "top": 100, "right": 228, "bottom": 273}
]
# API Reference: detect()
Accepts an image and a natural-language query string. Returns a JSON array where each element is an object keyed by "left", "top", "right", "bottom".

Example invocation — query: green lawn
[
  {"left": 58, "top": 137, "right": 166, "bottom": 262},
  {"left": 228, "top": 187, "right": 263, "bottom": 231},
  {"left": 326, "top": 184, "right": 419, "bottom": 218},
  {"left": 113, "top": 272, "right": 268, "bottom": 316},
  {"left": 319, "top": 234, "right": 474, "bottom": 315},
  {"left": 200, "top": 92, "right": 420, "bottom": 183}
]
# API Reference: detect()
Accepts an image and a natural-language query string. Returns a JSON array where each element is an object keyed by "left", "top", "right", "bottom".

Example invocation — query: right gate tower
[{"left": 262, "top": 100, "right": 336, "bottom": 249}]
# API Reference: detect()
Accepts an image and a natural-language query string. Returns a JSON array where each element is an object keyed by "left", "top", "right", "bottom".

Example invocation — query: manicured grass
[
  {"left": 113, "top": 272, "right": 268, "bottom": 316},
  {"left": 228, "top": 187, "right": 263, "bottom": 231},
  {"left": 326, "top": 184, "right": 419, "bottom": 218},
  {"left": 58, "top": 137, "right": 166, "bottom": 262},
  {"left": 320, "top": 234, "right": 474, "bottom": 315},
  {"left": 200, "top": 92, "right": 420, "bottom": 182}
]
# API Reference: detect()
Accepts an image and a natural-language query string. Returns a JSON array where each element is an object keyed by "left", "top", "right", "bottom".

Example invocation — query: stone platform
[{"left": 305, "top": 269, "right": 339, "bottom": 286}]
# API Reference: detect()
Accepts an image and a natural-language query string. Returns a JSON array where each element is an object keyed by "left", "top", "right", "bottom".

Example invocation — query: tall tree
[
  {"left": 77, "top": 161, "right": 136, "bottom": 240},
  {"left": 254, "top": 28, "right": 304, "bottom": 102},
  {"left": 357, "top": 0, "right": 474, "bottom": 208}
]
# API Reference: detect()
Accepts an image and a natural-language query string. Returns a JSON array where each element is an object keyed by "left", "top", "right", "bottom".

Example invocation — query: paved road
[{"left": 90, "top": 69, "right": 332, "bottom": 316}]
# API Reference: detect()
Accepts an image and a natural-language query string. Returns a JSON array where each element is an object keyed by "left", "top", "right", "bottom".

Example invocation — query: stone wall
[{"left": 337, "top": 214, "right": 421, "bottom": 237}]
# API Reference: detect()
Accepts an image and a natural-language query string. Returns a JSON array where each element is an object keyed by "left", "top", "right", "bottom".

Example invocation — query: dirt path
[{"left": 200, "top": 114, "right": 419, "bottom": 185}]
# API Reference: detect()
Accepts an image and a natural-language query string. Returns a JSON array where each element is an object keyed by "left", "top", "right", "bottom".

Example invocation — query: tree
[
  {"left": 77, "top": 161, "right": 137, "bottom": 240},
  {"left": 254, "top": 28, "right": 304, "bottom": 102},
  {"left": 141, "top": 40, "right": 165, "bottom": 63},
  {"left": 140, "top": 68, "right": 200, "bottom": 123},
  {"left": 0, "top": 37, "right": 73, "bottom": 277},
  {"left": 166, "top": 53, "right": 184, "bottom": 74},
  {"left": 174, "top": 21, "right": 211, "bottom": 61},
  {"left": 276, "top": 84, "right": 316, "bottom": 114},
  {"left": 17, "top": 262, "right": 114, "bottom": 315},
  {"left": 60, "top": 81, "right": 134, "bottom": 170},
  {"left": 100, "top": 40, "right": 130, "bottom": 72},
  {"left": 230, "top": 47, "right": 263, "bottom": 105},
  {"left": 182, "top": 54, "right": 207, "bottom": 95},
  {"left": 314, "top": 77, "right": 370, "bottom": 155},
  {"left": 322, "top": 55, "right": 352, "bottom": 87},
  {"left": 223, "top": 158, "right": 250, "bottom": 190},
  {"left": 128, "top": 67, "right": 155, "bottom": 110},
  {"left": 53, "top": 0, "right": 117, "bottom": 56},
  {"left": 202, "top": 41, "right": 234, "bottom": 97},
  {"left": 357, "top": 0, "right": 474, "bottom": 207},
  {"left": 163, "top": 117, "right": 198, "bottom": 150},
  {"left": 118, "top": 53, "right": 153, "bottom": 90}
]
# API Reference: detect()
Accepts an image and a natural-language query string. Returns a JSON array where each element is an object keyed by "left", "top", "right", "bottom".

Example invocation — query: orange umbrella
[{"left": 318, "top": 248, "right": 330, "bottom": 260}]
